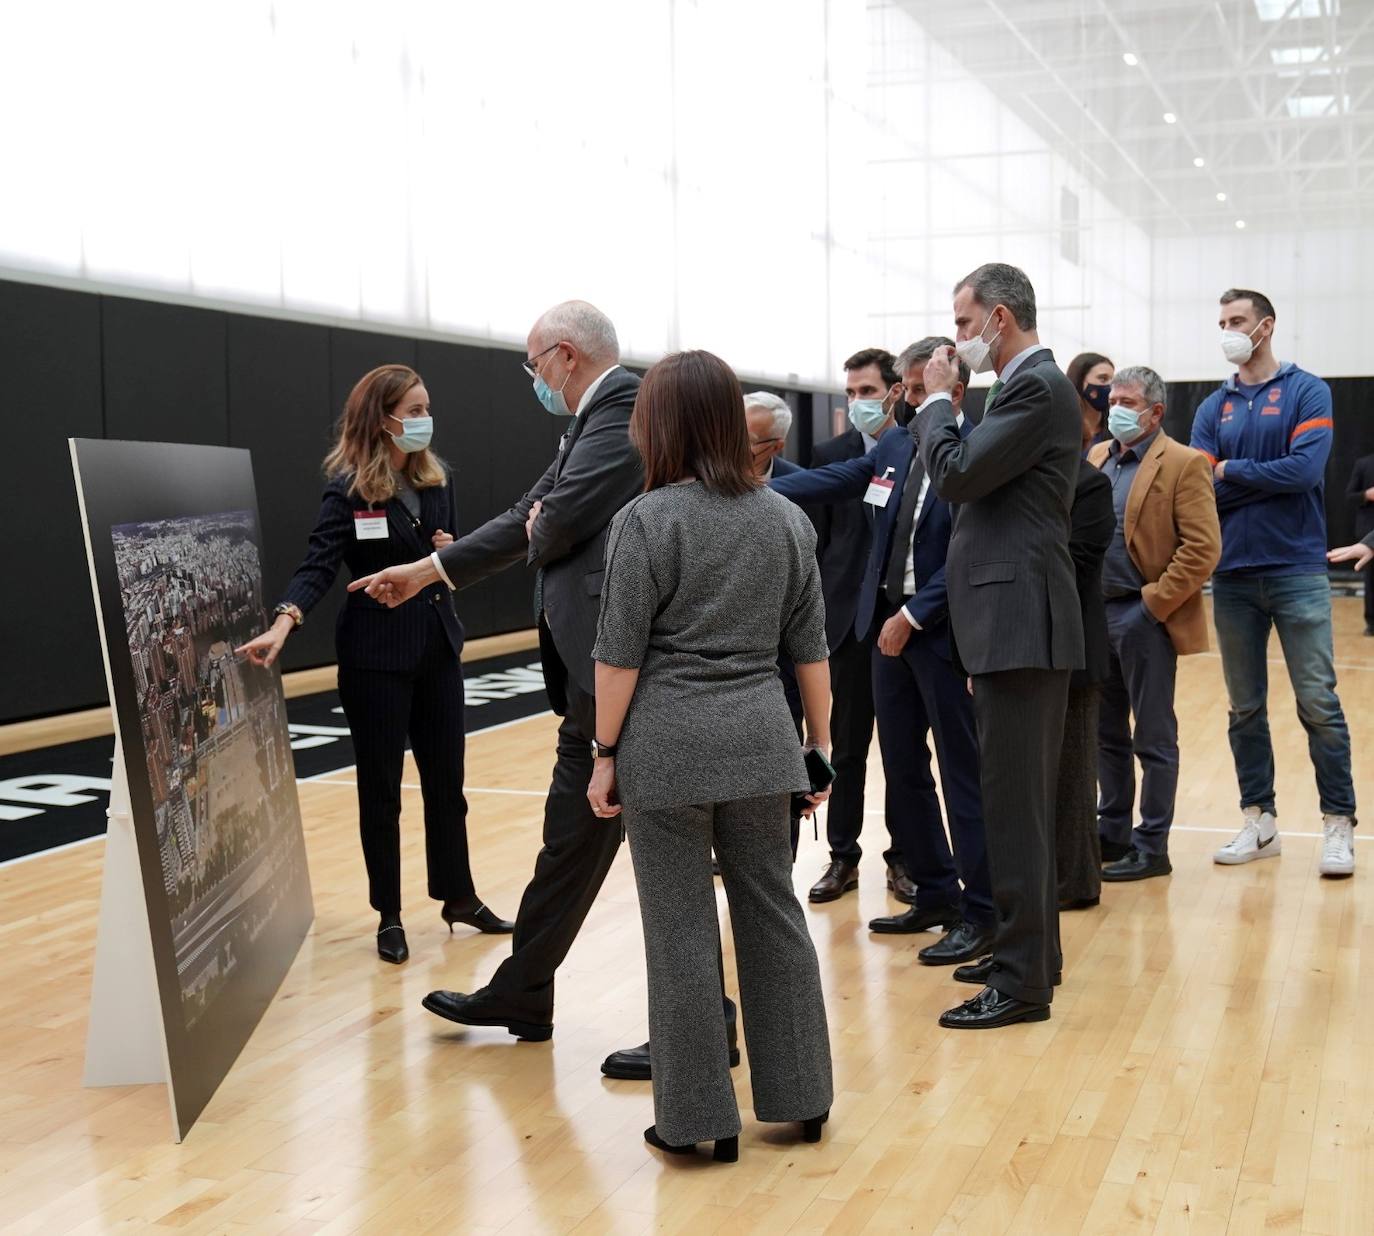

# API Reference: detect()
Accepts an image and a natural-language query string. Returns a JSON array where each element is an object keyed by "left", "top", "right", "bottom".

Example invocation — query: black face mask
[
  {"left": 1082, "top": 383, "right": 1111, "bottom": 415},
  {"left": 895, "top": 399, "right": 918, "bottom": 428}
]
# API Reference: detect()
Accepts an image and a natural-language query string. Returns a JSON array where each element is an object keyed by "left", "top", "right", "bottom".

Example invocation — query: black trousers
[
  {"left": 825, "top": 631, "right": 886, "bottom": 867},
  {"left": 972, "top": 668, "right": 1069, "bottom": 1005},
  {"left": 871, "top": 606, "right": 993, "bottom": 925},
  {"left": 1055, "top": 685, "right": 1101, "bottom": 904},
  {"left": 487, "top": 673, "right": 624, "bottom": 1019},
  {"left": 336, "top": 618, "right": 475, "bottom": 915}
]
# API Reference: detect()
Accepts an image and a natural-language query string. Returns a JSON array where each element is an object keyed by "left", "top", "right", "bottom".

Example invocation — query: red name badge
[
  {"left": 354, "top": 510, "right": 389, "bottom": 540},
  {"left": 864, "top": 468, "right": 897, "bottom": 508}
]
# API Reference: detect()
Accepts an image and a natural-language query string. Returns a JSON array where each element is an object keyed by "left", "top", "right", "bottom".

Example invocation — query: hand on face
[{"left": 922, "top": 346, "right": 959, "bottom": 397}]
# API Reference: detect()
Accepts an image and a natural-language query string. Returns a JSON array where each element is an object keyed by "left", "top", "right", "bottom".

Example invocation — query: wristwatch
[{"left": 592, "top": 739, "right": 618, "bottom": 759}]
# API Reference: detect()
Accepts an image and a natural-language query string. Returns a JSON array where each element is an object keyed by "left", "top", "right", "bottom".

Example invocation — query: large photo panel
[{"left": 71, "top": 439, "right": 313, "bottom": 1139}]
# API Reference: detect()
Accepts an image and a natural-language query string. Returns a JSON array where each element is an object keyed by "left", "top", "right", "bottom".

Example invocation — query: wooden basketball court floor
[{"left": 2, "top": 598, "right": 1371, "bottom": 1235}]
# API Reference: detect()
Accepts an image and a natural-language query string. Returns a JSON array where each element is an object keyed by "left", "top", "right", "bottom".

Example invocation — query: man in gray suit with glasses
[{"left": 912, "top": 263, "right": 1084, "bottom": 1030}]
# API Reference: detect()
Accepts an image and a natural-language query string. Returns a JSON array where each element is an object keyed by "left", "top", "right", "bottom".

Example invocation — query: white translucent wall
[
  {"left": 0, "top": 0, "right": 866, "bottom": 386},
  {"left": 4, "top": 2, "right": 1364, "bottom": 390},
  {"left": 1152, "top": 227, "right": 1373, "bottom": 382},
  {"left": 863, "top": 2, "right": 1153, "bottom": 385}
]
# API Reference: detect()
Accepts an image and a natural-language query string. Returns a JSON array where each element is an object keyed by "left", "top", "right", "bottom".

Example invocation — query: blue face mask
[
  {"left": 389, "top": 414, "right": 433, "bottom": 453},
  {"left": 533, "top": 356, "right": 574, "bottom": 417},
  {"left": 848, "top": 398, "right": 889, "bottom": 436},
  {"left": 1107, "top": 405, "right": 1147, "bottom": 445}
]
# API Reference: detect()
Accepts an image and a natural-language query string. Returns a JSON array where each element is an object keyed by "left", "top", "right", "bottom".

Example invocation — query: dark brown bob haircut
[{"left": 631, "top": 350, "right": 759, "bottom": 497}]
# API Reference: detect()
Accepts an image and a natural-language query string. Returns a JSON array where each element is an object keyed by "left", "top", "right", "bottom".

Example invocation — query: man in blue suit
[{"left": 769, "top": 338, "right": 993, "bottom": 966}]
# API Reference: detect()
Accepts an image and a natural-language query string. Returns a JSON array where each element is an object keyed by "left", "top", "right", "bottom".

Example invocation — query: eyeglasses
[{"left": 522, "top": 342, "right": 562, "bottom": 378}]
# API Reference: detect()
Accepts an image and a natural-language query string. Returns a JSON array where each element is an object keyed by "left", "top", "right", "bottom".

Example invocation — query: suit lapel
[
  {"left": 384, "top": 499, "right": 425, "bottom": 555},
  {"left": 1124, "top": 435, "right": 1165, "bottom": 545},
  {"left": 986, "top": 349, "right": 1055, "bottom": 413}
]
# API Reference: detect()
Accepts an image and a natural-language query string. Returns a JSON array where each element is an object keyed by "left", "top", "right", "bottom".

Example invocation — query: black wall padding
[{"left": 0, "top": 279, "right": 824, "bottom": 724}]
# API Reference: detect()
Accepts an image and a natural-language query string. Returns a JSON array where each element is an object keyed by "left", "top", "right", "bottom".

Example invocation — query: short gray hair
[
  {"left": 1111, "top": 365, "right": 1167, "bottom": 410},
  {"left": 895, "top": 335, "right": 970, "bottom": 388},
  {"left": 743, "top": 390, "right": 792, "bottom": 438},
  {"left": 953, "top": 263, "right": 1037, "bottom": 331},
  {"left": 531, "top": 300, "right": 620, "bottom": 364}
]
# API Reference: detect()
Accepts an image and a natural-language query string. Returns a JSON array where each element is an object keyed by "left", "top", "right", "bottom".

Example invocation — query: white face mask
[
  {"left": 955, "top": 308, "right": 1003, "bottom": 375},
  {"left": 1221, "top": 321, "right": 1266, "bottom": 365}
]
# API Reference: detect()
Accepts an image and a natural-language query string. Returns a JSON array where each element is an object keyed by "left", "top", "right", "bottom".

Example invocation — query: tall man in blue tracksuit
[
  {"left": 1190, "top": 288, "right": 1357, "bottom": 878},
  {"left": 770, "top": 337, "right": 994, "bottom": 967}
]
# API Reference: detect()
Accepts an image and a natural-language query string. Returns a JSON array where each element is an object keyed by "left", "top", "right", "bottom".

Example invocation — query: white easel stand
[{"left": 82, "top": 738, "right": 179, "bottom": 1137}]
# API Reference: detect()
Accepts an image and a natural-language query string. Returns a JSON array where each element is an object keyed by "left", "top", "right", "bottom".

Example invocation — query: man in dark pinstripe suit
[{"left": 913, "top": 264, "right": 1084, "bottom": 1029}]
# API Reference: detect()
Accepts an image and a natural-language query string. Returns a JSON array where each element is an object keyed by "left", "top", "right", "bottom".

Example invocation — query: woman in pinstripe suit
[
  {"left": 237, "top": 365, "right": 511, "bottom": 963},
  {"left": 587, "top": 350, "right": 834, "bottom": 1163}
]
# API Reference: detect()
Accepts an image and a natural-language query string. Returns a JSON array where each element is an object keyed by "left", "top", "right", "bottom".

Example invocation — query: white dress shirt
[{"left": 899, "top": 411, "right": 965, "bottom": 629}]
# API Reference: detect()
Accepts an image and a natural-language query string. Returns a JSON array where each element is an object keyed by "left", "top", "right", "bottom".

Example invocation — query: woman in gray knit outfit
[{"left": 587, "top": 350, "right": 835, "bottom": 1164}]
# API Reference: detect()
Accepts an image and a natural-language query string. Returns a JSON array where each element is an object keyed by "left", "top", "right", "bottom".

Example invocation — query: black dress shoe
[
  {"left": 939, "top": 985, "right": 1050, "bottom": 1030},
  {"left": 602, "top": 1006, "right": 741, "bottom": 1079},
  {"left": 869, "top": 903, "right": 961, "bottom": 935},
  {"left": 954, "top": 956, "right": 1062, "bottom": 987},
  {"left": 421, "top": 987, "right": 553, "bottom": 1041},
  {"left": 1058, "top": 895, "right": 1100, "bottom": 911},
  {"left": 1100, "top": 838, "right": 1132, "bottom": 863},
  {"left": 809, "top": 859, "right": 859, "bottom": 902},
  {"left": 885, "top": 863, "right": 918, "bottom": 905},
  {"left": 377, "top": 920, "right": 408, "bottom": 964},
  {"left": 1102, "top": 849, "right": 1172, "bottom": 883},
  {"left": 644, "top": 1125, "right": 738, "bottom": 1163},
  {"left": 918, "top": 921, "right": 993, "bottom": 965},
  {"left": 953, "top": 955, "right": 994, "bottom": 985},
  {"left": 441, "top": 901, "right": 515, "bottom": 934}
]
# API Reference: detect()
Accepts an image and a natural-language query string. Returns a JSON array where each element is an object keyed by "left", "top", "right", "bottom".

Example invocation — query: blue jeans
[{"left": 1211, "top": 573, "right": 1356, "bottom": 820}]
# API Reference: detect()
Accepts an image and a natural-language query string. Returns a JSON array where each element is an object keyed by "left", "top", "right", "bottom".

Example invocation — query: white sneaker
[
  {"left": 1214, "top": 807, "right": 1281, "bottom": 865},
  {"left": 1319, "top": 815, "right": 1355, "bottom": 878}
]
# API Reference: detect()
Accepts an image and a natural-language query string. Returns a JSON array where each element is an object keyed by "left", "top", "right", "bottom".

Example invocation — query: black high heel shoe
[
  {"left": 442, "top": 901, "right": 514, "bottom": 934},
  {"left": 377, "top": 916, "right": 409, "bottom": 964},
  {"left": 802, "top": 1110, "right": 830, "bottom": 1143},
  {"left": 643, "top": 1126, "right": 738, "bottom": 1163}
]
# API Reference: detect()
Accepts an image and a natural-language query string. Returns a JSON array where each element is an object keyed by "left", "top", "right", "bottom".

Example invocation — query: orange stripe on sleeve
[
  {"left": 1198, "top": 449, "right": 1218, "bottom": 467},
  {"left": 1290, "top": 417, "right": 1333, "bottom": 441}
]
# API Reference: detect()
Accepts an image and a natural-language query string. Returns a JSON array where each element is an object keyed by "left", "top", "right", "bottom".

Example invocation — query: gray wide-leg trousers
[{"left": 624, "top": 791, "right": 833, "bottom": 1146}]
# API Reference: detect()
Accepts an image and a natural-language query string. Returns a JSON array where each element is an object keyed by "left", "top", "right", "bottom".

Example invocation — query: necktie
[
  {"left": 985, "top": 379, "right": 1004, "bottom": 409},
  {"left": 885, "top": 454, "right": 926, "bottom": 604}
]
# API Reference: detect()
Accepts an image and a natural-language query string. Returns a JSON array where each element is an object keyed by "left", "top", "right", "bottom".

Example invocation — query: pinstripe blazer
[
  {"left": 281, "top": 473, "right": 464, "bottom": 673},
  {"left": 916, "top": 348, "right": 1084, "bottom": 677},
  {"left": 434, "top": 367, "right": 644, "bottom": 697}
]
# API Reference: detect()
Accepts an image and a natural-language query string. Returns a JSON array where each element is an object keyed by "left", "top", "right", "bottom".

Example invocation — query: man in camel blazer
[{"left": 1087, "top": 365, "right": 1221, "bottom": 882}]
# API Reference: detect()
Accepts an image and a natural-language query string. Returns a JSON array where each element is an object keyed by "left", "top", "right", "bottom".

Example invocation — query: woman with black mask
[{"left": 1066, "top": 353, "right": 1115, "bottom": 451}]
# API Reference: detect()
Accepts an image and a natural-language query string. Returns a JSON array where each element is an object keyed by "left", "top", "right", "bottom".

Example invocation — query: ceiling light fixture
[
  {"left": 1217, "top": 191, "right": 1228, "bottom": 201},
  {"left": 1122, "top": 52, "right": 1139, "bottom": 66},
  {"left": 1194, "top": 156, "right": 1206, "bottom": 167},
  {"left": 1236, "top": 219, "right": 1247, "bottom": 229},
  {"left": 1163, "top": 112, "right": 1178, "bottom": 124}
]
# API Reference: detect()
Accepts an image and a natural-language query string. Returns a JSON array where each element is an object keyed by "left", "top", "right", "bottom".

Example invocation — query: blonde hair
[{"left": 323, "top": 364, "right": 446, "bottom": 505}]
